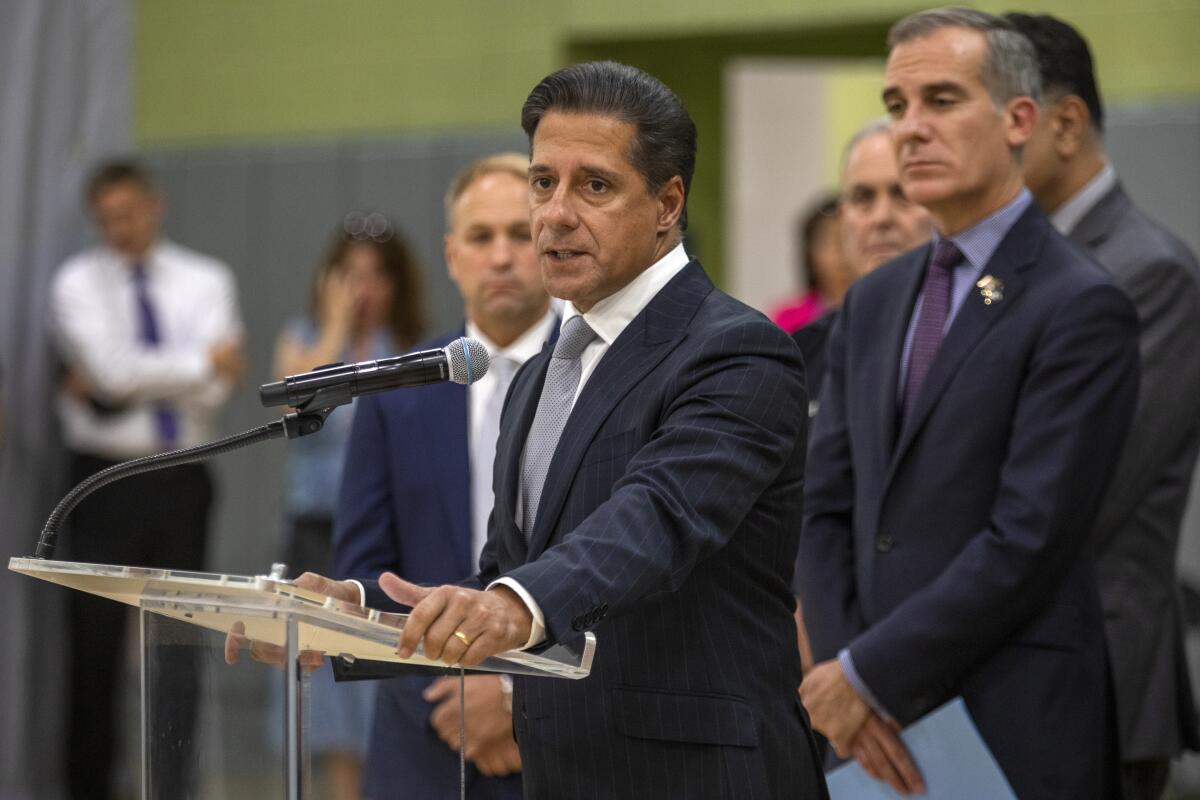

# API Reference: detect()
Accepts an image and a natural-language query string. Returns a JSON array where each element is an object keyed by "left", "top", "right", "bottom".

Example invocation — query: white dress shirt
[
  {"left": 50, "top": 240, "right": 243, "bottom": 459},
  {"left": 466, "top": 311, "right": 558, "bottom": 568},
  {"left": 1051, "top": 162, "right": 1117, "bottom": 236},
  {"left": 492, "top": 243, "right": 692, "bottom": 647}
]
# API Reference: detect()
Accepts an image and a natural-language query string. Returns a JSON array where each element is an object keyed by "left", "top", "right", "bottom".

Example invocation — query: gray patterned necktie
[{"left": 520, "top": 315, "right": 598, "bottom": 536}]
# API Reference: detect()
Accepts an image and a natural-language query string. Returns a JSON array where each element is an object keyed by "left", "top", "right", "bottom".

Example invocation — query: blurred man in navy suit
[
  {"left": 333, "top": 152, "right": 554, "bottom": 799},
  {"left": 797, "top": 9, "right": 1139, "bottom": 799}
]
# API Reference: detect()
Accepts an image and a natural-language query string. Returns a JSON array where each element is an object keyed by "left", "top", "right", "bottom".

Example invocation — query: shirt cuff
[
  {"left": 487, "top": 577, "right": 546, "bottom": 649},
  {"left": 838, "top": 648, "right": 894, "bottom": 722},
  {"left": 347, "top": 579, "right": 367, "bottom": 607}
]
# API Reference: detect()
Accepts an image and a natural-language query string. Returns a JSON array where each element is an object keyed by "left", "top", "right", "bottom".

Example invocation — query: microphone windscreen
[{"left": 444, "top": 338, "right": 490, "bottom": 385}]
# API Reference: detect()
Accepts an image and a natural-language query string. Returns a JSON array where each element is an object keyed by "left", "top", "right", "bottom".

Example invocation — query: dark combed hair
[
  {"left": 521, "top": 61, "right": 698, "bottom": 230},
  {"left": 311, "top": 225, "right": 425, "bottom": 349},
  {"left": 1004, "top": 12, "right": 1105, "bottom": 132},
  {"left": 85, "top": 159, "right": 155, "bottom": 205}
]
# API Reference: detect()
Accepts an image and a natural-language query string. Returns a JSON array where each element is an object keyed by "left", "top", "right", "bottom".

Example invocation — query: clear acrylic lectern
[{"left": 9, "top": 557, "right": 594, "bottom": 799}]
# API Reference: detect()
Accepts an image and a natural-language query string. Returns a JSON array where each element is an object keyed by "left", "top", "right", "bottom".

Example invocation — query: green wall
[
  {"left": 137, "top": 0, "right": 1200, "bottom": 144},
  {"left": 136, "top": 0, "right": 1200, "bottom": 282}
]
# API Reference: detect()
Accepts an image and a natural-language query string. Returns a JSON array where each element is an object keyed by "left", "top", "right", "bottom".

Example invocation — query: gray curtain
[{"left": 0, "top": 1, "right": 131, "bottom": 797}]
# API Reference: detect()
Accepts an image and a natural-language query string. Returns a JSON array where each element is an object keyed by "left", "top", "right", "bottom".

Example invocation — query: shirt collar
[
  {"left": 934, "top": 188, "right": 1033, "bottom": 273},
  {"left": 111, "top": 239, "right": 167, "bottom": 276},
  {"left": 1051, "top": 162, "right": 1117, "bottom": 235},
  {"left": 466, "top": 309, "right": 557, "bottom": 368},
  {"left": 560, "top": 243, "right": 690, "bottom": 347}
]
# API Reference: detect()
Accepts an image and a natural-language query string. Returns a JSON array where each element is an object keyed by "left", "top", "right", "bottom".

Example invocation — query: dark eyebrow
[
  {"left": 580, "top": 165, "right": 621, "bottom": 183},
  {"left": 922, "top": 81, "right": 968, "bottom": 97},
  {"left": 882, "top": 81, "right": 968, "bottom": 102},
  {"left": 528, "top": 163, "right": 622, "bottom": 183}
]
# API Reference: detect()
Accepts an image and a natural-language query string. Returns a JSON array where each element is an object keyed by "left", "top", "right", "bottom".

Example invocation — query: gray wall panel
[{"left": 142, "top": 129, "right": 527, "bottom": 578}]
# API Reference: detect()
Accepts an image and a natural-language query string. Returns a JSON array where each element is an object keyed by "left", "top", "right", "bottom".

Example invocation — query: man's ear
[
  {"left": 1005, "top": 96, "right": 1039, "bottom": 149},
  {"left": 444, "top": 233, "right": 460, "bottom": 285},
  {"left": 1051, "top": 95, "right": 1091, "bottom": 158},
  {"left": 656, "top": 175, "right": 686, "bottom": 234}
]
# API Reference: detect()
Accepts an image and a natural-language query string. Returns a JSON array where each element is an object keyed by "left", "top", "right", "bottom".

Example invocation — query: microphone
[{"left": 260, "top": 337, "right": 490, "bottom": 409}]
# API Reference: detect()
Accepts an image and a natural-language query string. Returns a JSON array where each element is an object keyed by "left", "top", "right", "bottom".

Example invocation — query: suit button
[
  {"left": 571, "top": 617, "right": 584, "bottom": 631},
  {"left": 876, "top": 535, "right": 894, "bottom": 553}
]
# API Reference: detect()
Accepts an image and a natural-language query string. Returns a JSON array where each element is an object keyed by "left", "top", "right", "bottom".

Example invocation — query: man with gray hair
[{"left": 797, "top": 8, "right": 1138, "bottom": 798}]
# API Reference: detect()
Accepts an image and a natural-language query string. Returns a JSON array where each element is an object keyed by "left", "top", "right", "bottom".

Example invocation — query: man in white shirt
[
  {"left": 1009, "top": 13, "right": 1200, "bottom": 799},
  {"left": 49, "top": 160, "right": 244, "bottom": 800},
  {"left": 331, "top": 153, "right": 551, "bottom": 799}
]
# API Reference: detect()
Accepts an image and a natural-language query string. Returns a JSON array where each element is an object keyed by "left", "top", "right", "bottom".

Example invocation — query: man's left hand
[
  {"left": 799, "top": 658, "right": 872, "bottom": 757},
  {"left": 381, "top": 572, "right": 532, "bottom": 666}
]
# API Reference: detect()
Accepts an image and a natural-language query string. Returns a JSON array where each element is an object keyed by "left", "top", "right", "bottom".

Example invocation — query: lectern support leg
[
  {"left": 285, "top": 616, "right": 303, "bottom": 800},
  {"left": 139, "top": 610, "right": 149, "bottom": 800}
]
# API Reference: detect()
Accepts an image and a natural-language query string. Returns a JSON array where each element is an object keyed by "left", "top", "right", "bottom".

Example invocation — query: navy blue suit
[
  {"left": 367, "top": 262, "right": 827, "bottom": 799},
  {"left": 334, "top": 331, "right": 523, "bottom": 800},
  {"left": 797, "top": 206, "right": 1139, "bottom": 799}
]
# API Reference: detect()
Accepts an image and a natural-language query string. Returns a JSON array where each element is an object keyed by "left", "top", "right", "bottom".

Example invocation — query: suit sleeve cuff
[
  {"left": 839, "top": 648, "right": 894, "bottom": 722},
  {"left": 347, "top": 579, "right": 367, "bottom": 607},
  {"left": 487, "top": 577, "right": 546, "bottom": 649}
]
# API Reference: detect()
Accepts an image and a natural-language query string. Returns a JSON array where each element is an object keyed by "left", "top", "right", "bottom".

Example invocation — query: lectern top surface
[{"left": 8, "top": 557, "right": 594, "bottom": 680}]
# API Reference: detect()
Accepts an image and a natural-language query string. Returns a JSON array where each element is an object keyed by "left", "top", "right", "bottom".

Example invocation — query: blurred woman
[
  {"left": 272, "top": 213, "right": 423, "bottom": 800},
  {"left": 769, "top": 195, "right": 854, "bottom": 333}
]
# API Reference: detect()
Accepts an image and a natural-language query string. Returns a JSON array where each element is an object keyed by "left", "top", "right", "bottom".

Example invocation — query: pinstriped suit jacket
[{"left": 476, "top": 261, "right": 825, "bottom": 800}]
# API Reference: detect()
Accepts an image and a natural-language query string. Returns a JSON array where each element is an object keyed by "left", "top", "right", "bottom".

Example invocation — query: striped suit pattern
[{"left": 473, "top": 261, "right": 826, "bottom": 799}]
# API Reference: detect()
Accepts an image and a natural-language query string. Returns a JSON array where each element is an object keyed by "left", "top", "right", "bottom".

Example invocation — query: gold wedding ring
[{"left": 453, "top": 630, "right": 472, "bottom": 647}]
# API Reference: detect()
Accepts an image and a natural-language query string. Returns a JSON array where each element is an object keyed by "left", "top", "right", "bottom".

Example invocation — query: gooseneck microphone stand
[{"left": 33, "top": 382, "right": 354, "bottom": 561}]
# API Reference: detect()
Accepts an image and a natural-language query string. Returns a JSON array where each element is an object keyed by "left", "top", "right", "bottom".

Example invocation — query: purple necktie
[
  {"left": 902, "top": 239, "right": 963, "bottom": 421},
  {"left": 132, "top": 265, "right": 179, "bottom": 448}
]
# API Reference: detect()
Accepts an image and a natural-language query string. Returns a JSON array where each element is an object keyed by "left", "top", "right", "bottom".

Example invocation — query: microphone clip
[{"left": 279, "top": 385, "right": 350, "bottom": 440}]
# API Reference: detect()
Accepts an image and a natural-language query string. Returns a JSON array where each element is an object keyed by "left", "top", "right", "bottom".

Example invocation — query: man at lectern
[
  {"left": 49, "top": 160, "right": 245, "bottom": 799},
  {"left": 307, "top": 61, "right": 827, "bottom": 799}
]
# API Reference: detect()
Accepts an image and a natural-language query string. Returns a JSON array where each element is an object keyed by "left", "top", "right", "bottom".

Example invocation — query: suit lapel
[
  {"left": 887, "top": 206, "right": 1045, "bottom": 473},
  {"left": 870, "top": 246, "right": 929, "bottom": 456},
  {"left": 1067, "top": 183, "right": 1131, "bottom": 251},
  {"left": 525, "top": 262, "right": 712, "bottom": 558}
]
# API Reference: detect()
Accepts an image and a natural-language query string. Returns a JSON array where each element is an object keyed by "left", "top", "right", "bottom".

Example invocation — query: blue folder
[{"left": 826, "top": 697, "right": 1016, "bottom": 799}]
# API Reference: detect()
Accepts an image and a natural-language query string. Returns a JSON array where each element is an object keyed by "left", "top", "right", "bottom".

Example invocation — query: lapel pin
[{"left": 977, "top": 274, "right": 1004, "bottom": 305}]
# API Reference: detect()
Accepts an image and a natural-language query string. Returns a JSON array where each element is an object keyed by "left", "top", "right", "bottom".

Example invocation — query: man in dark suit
[
  {"left": 310, "top": 61, "right": 825, "bottom": 799},
  {"left": 1008, "top": 13, "right": 1200, "bottom": 799},
  {"left": 333, "top": 153, "right": 554, "bottom": 798},
  {"left": 796, "top": 9, "right": 1140, "bottom": 799}
]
